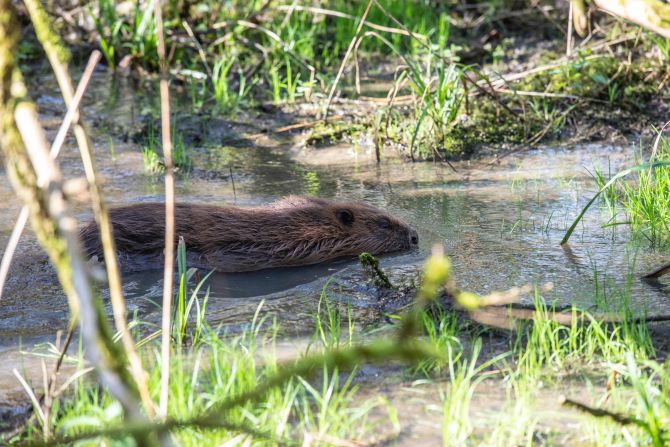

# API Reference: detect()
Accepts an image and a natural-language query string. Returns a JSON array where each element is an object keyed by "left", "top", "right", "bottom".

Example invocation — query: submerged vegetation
[{"left": 3, "top": 0, "right": 670, "bottom": 446}]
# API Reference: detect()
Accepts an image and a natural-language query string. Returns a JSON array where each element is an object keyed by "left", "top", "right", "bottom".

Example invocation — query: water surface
[{"left": 1, "top": 72, "right": 669, "bottom": 411}]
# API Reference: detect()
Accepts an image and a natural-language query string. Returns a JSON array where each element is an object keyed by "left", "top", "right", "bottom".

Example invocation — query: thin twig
[
  {"left": 0, "top": 208, "right": 29, "bottom": 301},
  {"left": 229, "top": 165, "right": 237, "bottom": 202},
  {"left": 154, "top": 0, "right": 176, "bottom": 419},
  {"left": 494, "top": 88, "right": 610, "bottom": 103},
  {"left": 13, "top": 369, "right": 46, "bottom": 429},
  {"left": 182, "top": 20, "right": 212, "bottom": 79},
  {"left": 274, "top": 4, "right": 428, "bottom": 39},
  {"left": 42, "top": 321, "right": 76, "bottom": 438},
  {"left": 567, "top": 1, "right": 574, "bottom": 56},
  {"left": 324, "top": 0, "right": 375, "bottom": 120},
  {"left": 371, "top": 0, "right": 428, "bottom": 44}
]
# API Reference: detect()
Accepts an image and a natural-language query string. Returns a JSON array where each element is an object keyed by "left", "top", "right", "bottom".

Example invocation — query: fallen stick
[
  {"left": 561, "top": 396, "right": 646, "bottom": 427},
  {"left": 643, "top": 262, "right": 670, "bottom": 279},
  {"left": 469, "top": 305, "right": 670, "bottom": 331}
]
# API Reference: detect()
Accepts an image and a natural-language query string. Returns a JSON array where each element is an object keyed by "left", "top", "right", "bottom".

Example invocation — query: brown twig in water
[
  {"left": 643, "top": 262, "right": 670, "bottom": 279},
  {"left": 469, "top": 303, "right": 670, "bottom": 331},
  {"left": 154, "top": 0, "right": 176, "bottom": 419},
  {"left": 560, "top": 396, "right": 646, "bottom": 427}
]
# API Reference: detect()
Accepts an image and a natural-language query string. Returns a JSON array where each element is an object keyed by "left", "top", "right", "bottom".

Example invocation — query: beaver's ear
[{"left": 336, "top": 209, "right": 354, "bottom": 226}]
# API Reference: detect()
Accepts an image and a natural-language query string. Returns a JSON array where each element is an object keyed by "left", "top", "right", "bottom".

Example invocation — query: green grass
[
  {"left": 439, "top": 339, "right": 504, "bottom": 446},
  {"left": 577, "top": 355, "right": 670, "bottom": 446},
  {"left": 20, "top": 305, "right": 385, "bottom": 445},
  {"left": 12, "top": 260, "right": 670, "bottom": 446},
  {"left": 413, "top": 305, "right": 461, "bottom": 375},
  {"left": 20, "top": 0, "right": 670, "bottom": 161},
  {"left": 92, "top": 0, "right": 157, "bottom": 70},
  {"left": 141, "top": 126, "right": 192, "bottom": 175},
  {"left": 513, "top": 289, "right": 654, "bottom": 379},
  {"left": 173, "top": 238, "right": 211, "bottom": 346},
  {"left": 212, "top": 57, "right": 251, "bottom": 113},
  {"left": 620, "top": 141, "right": 670, "bottom": 245},
  {"left": 312, "top": 284, "right": 354, "bottom": 351},
  {"left": 578, "top": 134, "right": 670, "bottom": 246}
]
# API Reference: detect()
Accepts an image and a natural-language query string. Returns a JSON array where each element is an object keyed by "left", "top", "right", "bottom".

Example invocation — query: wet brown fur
[{"left": 80, "top": 196, "right": 418, "bottom": 272}]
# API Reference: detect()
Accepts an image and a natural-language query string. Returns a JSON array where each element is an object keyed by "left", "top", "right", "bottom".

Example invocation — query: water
[{"left": 1, "top": 72, "right": 669, "bottom": 413}]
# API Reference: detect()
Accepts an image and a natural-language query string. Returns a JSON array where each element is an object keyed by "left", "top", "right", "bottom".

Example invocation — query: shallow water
[{"left": 1, "top": 72, "right": 669, "bottom": 410}]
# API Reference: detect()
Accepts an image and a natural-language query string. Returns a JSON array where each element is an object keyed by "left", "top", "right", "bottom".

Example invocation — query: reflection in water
[{"left": 123, "top": 259, "right": 354, "bottom": 300}]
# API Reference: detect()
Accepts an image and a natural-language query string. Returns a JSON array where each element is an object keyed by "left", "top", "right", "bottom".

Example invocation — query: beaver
[{"left": 80, "top": 196, "right": 418, "bottom": 272}]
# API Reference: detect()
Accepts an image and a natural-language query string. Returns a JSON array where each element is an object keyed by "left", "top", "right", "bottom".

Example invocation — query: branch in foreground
[
  {"left": 0, "top": 2, "right": 154, "bottom": 444},
  {"left": 22, "top": 0, "right": 155, "bottom": 416},
  {"left": 154, "top": 0, "right": 177, "bottom": 419},
  {"left": 593, "top": 0, "right": 670, "bottom": 39}
]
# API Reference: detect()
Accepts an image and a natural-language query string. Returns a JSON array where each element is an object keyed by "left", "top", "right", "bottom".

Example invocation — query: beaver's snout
[{"left": 409, "top": 229, "right": 419, "bottom": 246}]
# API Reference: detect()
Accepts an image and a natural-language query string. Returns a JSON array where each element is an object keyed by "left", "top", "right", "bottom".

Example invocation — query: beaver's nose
[{"left": 409, "top": 229, "right": 419, "bottom": 246}]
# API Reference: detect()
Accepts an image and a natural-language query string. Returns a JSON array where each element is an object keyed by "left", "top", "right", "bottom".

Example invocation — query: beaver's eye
[
  {"left": 378, "top": 218, "right": 391, "bottom": 229},
  {"left": 336, "top": 209, "right": 355, "bottom": 226}
]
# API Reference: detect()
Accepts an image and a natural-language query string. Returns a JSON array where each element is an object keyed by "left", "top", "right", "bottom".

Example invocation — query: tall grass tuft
[
  {"left": 313, "top": 284, "right": 354, "bottom": 350},
  {"left": 619, "top": 137, "right": 670, "bottom": 244},
  {"left": 514, "top": 290, "right": 654, "bottom": 378},
  {"left": 173, "top": 238, "right": 212, "bottom": 346}
]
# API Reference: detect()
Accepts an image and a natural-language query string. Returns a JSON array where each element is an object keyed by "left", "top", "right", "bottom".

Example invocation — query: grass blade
[{"left": 561, "top": 161, "right": 670, "bottom": 245}]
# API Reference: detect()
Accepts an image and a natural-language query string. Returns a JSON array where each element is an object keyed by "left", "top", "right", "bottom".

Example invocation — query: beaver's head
[{"left": 268, "top": 196, "right": 418, "bottom": 264}]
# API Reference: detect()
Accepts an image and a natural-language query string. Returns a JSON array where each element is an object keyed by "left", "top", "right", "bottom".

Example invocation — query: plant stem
[{"left": 154, "top": 0, "right": 176, "bottom": 418}]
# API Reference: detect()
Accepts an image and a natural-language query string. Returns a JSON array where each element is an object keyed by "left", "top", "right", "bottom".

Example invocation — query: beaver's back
[{"left": 80, "top": 197, "right": 418, "bottom": 272}]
